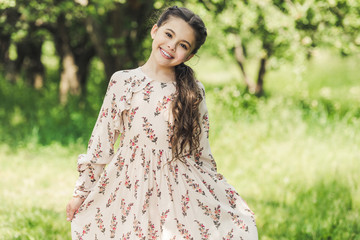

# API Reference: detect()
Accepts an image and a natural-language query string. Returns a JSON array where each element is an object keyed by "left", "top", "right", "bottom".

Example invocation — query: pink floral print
[
  {"left": 143, "top": 83, "right": 154, "bottom": 103},
  {"left": 106, "top": 187, "right": 119, "bottom": 208},
  {"left": 225, "top": 188, "right": 238, "bottom": 209},
  {"left": 109, "top": 214, "right": 118, "bottom": 238},
  {"left": 127, "top": 106, "right": 139, "bottom": 129},
  {"left": 95, "top": 208, "right": 105, "bottom": 233},
  {"left": 154, "top": 93, "right": 175, "bottom": 116},
  {"left": 142, "top": 116, "right": 158, "bottom": 143},
  {"left": 120, "top": 198, "right": 134, "bottom": 223},
  {"left": 195, "top": 220, "right": 211, "bottom": 239},
  {"left": 197, "top": 199, "right": 221, "bottom": 228},
  {"left": 181, "top": 190, "right": 190, "bottom": 216}
]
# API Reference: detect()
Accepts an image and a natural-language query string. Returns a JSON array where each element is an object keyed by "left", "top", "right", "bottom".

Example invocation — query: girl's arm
[
  {"left": 195, "top": 81, "right": 220, "bottom": 174},
  {"left": 73, "top": 72, "right": 124, "bottom": 200}
]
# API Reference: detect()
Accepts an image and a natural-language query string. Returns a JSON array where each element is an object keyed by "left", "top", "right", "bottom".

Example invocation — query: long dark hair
[{"left": 156, "top": 6, "right": 207, "bottom": 162}]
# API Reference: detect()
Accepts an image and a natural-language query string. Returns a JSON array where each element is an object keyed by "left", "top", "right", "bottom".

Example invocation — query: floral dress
[{"left": 71, "top": 67, "right": 258, "bottom": 240}]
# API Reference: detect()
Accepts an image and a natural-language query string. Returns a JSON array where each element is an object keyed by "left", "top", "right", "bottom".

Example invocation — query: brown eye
[
  {"left": 166, "top": 32, "right": 172, "bottom": 38},
  {"left": 180, "top": 43, "right": 188, "bottom": 50}
]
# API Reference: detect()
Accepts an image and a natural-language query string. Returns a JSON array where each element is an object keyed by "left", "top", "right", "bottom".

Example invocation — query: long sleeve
[
  {"left": 73, "top": 72, "right": 125, "bottom": 199},
  {"left": 194, "top": 81, "right": 220, "bottom": 175}
]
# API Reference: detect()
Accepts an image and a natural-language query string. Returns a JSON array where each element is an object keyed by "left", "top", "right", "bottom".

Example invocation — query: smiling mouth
[{"left": 160, "top": 48, "right": 174, "bottom": 59}]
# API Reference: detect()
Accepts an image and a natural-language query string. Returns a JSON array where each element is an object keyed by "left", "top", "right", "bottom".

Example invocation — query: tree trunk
[
  {"left": 255, "top": 56, "right": 267, "bottom": 97},
  {"left": 0, "top": 34, "right": 11, "bottom": 65},
  {"left": 74, "top": 46, "right": 95, "bottom": 100},
  {"left": 28, "top": 41, "right": 44, "bottom": 89},
  {"left": 17, "top": 34, "right": 45, "bottom": 89},
  {"left": 1, "top": 8, "right": 21, "bottom": 83},
  {"left": 56, "top": 15, "right": 81, "bottom": 104},
  {"left": 85, "top": 16, "right": 117, "bottom": 80},
  {"left": 0, "top": 31, "right": 19, "bottom": 83},
  {"left": 59, "top": 52, "right": 80, "bottom": 103},
  {"left": 234, "top": 37, "right": 255, "bottom": 93}
]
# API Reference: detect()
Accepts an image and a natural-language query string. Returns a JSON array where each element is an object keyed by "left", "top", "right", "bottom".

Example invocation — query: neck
[{"left": 141, "top": 55, "right": 176, "bottom": 82}]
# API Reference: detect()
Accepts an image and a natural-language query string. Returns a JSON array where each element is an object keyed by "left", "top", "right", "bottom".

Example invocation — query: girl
[{"left": 66, "top": 6, "right": 258, "bottom": 239}]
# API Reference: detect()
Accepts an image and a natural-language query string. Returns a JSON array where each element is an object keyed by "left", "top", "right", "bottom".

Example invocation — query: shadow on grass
[{"left": 257, "top": 179, "right": 359, "bottom": 240}]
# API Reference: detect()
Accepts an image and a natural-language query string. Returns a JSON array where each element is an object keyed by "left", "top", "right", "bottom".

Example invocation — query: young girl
[{"left": 66, "top": 6, "right": 258, "bottom": 239}]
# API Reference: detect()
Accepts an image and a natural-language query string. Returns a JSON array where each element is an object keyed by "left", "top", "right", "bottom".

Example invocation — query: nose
[{"left": 167, "top": 41, "right": 176, "bottom": 52}]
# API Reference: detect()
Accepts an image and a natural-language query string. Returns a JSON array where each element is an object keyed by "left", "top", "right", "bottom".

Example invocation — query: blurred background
[{"left": 0, "top": 0, "right": 359, "bottom": 239}]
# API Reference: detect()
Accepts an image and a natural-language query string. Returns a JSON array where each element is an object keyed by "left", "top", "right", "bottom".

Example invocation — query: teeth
[{"left": 161, "top": 49, "right": 172, "bottom": 58}]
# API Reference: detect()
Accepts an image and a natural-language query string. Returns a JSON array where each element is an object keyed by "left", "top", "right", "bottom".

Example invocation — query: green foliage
[
  {"left": 200, "top": 49, "right": 360, "bottom": 124},
  {"left": 2, "top": 0, "right": 359, "bottom": 98},
  {"left": 186, "top": 0, "right": 303, "bottom": 68},
  {"left": 2, "top": 0, "right": 83, "bottom": 43},
  {"left": 292, "top": 0, "right": 360, "bottom": 55},
  {"left": 182, "top": 0, "right": 360, "bottom": 97},
  {"left": 0, "top": 61, "right": 105, "bottom": 148}
]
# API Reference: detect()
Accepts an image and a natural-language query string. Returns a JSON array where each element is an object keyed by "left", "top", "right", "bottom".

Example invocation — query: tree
[
  {"left": 0, "top": 3, "right": 46, "bottom": 88},
  {"left": 0, "top": 0, "right": 161, "bottom": 103},
  {"left": 188, "top": 0, "right": 360, "bottom": 96},
  {"left": 193, "top": 0, "right": 304, "bottom": 96},
  {"left": 290, "top": 0, "right": 360, "bottom": 56},
  {"left": 83, "top": 0, "right": 157, "bottom": 80}
]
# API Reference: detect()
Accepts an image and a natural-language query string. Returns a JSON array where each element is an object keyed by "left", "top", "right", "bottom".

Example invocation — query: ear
[
  {"left": 150, "top": 24, "right": 159, "bottom": 39},
  {"left": 185, "top": 53, "right": 195, "bottom": 62}
]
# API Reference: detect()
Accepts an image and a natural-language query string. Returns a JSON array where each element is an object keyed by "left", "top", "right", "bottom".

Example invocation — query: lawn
[{"left": 0, "top": 51, "right": 359, "bottom": 239}]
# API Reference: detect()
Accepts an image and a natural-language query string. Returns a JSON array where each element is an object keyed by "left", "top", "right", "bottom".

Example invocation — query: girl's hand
[{"left": 66, "top": 196, "right": 85, "bottom": 221}]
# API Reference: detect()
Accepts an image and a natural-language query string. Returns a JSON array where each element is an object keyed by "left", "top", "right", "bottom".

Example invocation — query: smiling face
[{"left": 150, "top": 16, "right": 196, "bottom": 68}]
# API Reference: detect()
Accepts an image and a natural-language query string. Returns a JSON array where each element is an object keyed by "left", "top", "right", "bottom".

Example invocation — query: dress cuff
[{"left": 72, "top": 154, "right": 105, "bottom": 200}]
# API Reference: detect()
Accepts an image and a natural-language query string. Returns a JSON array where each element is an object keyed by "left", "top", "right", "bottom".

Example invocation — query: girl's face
[{"left": 150, "top": 16, "right": 196, "bottom": 68}]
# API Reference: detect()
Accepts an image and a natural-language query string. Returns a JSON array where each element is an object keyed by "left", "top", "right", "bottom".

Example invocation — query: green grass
[
  {"left": 0, "top": 143, "right": 79, "bottom": 239},
  {"left": 0, "top": 51, "right": 359, "bottom": 239}
]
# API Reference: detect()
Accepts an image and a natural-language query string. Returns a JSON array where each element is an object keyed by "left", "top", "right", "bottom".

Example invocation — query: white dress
[{"left": 71, "top": 67, "right": 258, "bottom": 239}]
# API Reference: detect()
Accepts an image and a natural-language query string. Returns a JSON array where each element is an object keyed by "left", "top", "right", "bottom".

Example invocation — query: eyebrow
[{"left": 166, "top": 28, "right": 192, "bottom": 48}]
